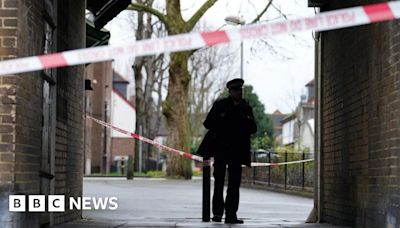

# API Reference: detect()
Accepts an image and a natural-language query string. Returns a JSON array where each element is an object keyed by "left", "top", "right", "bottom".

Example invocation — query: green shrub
[
  {"left": 146, "top": 171, "right": 166, "bottom": 178},
  {"left": 193, "top": 170, "right": 202, "bottom": 177}
]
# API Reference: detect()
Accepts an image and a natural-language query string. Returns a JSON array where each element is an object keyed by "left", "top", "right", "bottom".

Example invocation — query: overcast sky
[{"left": 106, "top": 0, "right": 316, "bottom": 114}]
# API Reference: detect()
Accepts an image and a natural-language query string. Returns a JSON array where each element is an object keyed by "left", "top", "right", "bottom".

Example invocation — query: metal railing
[{"left": 247, "top": 151, "right": 314, "bottom": 191}]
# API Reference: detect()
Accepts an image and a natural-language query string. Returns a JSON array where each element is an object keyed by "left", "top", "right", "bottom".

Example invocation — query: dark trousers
[{"left": 212, "top": 160, "right": 242, "bottom": 219}]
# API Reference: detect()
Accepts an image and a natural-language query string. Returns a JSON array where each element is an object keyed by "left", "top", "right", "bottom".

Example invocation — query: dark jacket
[{"left": 197, "top": 97, "right": 257, "bottom": 166}]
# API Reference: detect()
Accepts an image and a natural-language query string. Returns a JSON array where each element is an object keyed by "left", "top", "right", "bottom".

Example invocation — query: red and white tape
[
  {"left": 1, "top": 2, "right": 400, "bottom": 76},
  {"left": 251, "top": 159, "right": 314, "bottom": 167},
  {"left": 86, "top": 115, "right": 204, "bottom": 162},
  {"left": 86, "top": 115, "right": 313, "bottom": 167}
]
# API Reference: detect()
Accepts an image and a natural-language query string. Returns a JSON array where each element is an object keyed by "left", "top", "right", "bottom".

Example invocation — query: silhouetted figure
[{"left": 197, "top": 78, "right": 257, "bottom": 224}]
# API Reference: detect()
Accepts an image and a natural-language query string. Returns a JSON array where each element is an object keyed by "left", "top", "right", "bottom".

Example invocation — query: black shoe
[
  {"left": 225, "top": 218, "right": 244, "bottom": 224},
  {"left": 212, "top": 215, "right": 222, "bottom": 222}
]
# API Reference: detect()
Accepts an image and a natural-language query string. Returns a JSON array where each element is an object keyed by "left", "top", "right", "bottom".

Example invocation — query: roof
[
  {"left": 113, "top": 70, "right": 129, "bottom": 83},
  {"left": 87, "top": 0, "right": 131, "bottom": 29},
  {"left": 272, "top": 109, "right": 283, "bottom": 115},
  {"left": 267, "top": 111, "right": 287, "bottom": 128},
  {"left": 306, "top": 79, "right": 315, "bottom": 87},
  {"left": 86, "top": 19, "right": 110, "bottom": 47},
  {"left": 281, "top": 113, "right": 296, "bottom": 124}
]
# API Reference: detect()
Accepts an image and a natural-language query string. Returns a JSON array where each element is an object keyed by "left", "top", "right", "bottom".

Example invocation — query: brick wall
[
  {"left": 320, "top": 1, "right": 400, "bottom": 227},
  {"left": 111, "top": 138, "right": 135, "bottom": 168},
  {"left": 0, "top": 0, "right": 18, "bottom": 226},
  {"left": 0, "top": 0, "right": 44, "bottom": 225},
  {"left": 54, "top": 0, "right": 85, "bottom": 224},
  {"left": 84, "top": 87, "right": 92, "bottom": 175},
  {"left": 0, "top": 0, "right": 86, "bottom": 226},
  {"left": 86, "top": 61, "right": 112, "bottom": 174}
]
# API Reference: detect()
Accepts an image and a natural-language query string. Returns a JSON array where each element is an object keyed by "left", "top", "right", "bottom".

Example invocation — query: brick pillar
[
  {"left": 0, "top": 0, "right": 86, "bottom": 226},
  {"left": 320, "top": 2, "right": 400, "bottom": 227},
  {"left": 0, "top": 0, "right": 18, "bottom": 226},
  {"left": 53, "top": 0, "right": 86, "bottom": 224}
]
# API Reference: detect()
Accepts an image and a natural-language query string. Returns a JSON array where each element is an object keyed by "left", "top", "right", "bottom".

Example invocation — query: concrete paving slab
[
  {"left": 54, "top": 178, "right": 348, "bottom": 228},
  {"left": 55, "top": 218, "right": 348, "bottom": 228}
]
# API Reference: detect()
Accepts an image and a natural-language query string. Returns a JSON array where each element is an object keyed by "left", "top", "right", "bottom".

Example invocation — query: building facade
[
  {"left": 110, "top": 71, "right": 135, "bottom": 172},
  {"left": 85, "top": 61, "right": 113, "bottom": 174},
  {"left": 267, "top": 110, "right": 287, "bottom": 146},
  {"left": 84, "top": 19, "right": 113, "bottom": 175},
  {"left": 0, "top": 0, "right": 85, "bottom": 226},
  {"left": 0, "top": 0, "right": 130, "bottom": 226},
  {"left": 281, "top": 79, "right": 315, "bottom": 152},
  {"left": 312, "top": 1, "right": 400, "bottom": 227}
]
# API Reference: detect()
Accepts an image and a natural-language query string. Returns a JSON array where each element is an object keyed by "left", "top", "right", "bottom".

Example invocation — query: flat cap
[{"left": 226, "top": 78, "right": 244, "bottom": 90}]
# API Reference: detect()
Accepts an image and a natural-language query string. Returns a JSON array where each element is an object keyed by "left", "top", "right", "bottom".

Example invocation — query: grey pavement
[{"left": 55, "top": 177, "right": 347, "bottom": 228}]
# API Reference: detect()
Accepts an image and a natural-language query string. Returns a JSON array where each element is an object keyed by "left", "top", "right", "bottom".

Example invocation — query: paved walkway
[{"left": 55, "top": 177, "right": 347, "bottom": 228}]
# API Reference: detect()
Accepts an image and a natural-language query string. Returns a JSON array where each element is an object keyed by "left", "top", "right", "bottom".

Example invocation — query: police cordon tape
[
  {"left": 251, "top": 159, "right": 314, "bottom": 167},
  {"left": 259, "top": 150, "right": 314, "bottom": 154},
  {"left": 86, "top": 115, "right": 204, "bottom": 163},
  {"left": 1, "top": 2, "right": 400, "bottom": 76},
  {"left": 86, "top": 115, "right": 313, "bottom": 167}
]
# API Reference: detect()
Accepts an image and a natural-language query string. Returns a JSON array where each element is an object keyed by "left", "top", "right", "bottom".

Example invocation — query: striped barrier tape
[
  {"left": 86, "top": 115, "right": 313, "bottom": 167},
  {"left": 251, "top": 159, "right": 314, "bottom": 167},
  {"left": 86, "top": 115, "right": 204, "bottom": 162},
  {"left": 1, "top": 2, "right": 400, "bottom": 76},
  {"left": 257, "top": 150, "right": 314, "bottom": 154}
]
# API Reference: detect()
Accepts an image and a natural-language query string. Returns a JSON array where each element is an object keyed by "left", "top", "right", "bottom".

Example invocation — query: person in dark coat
[{"left": 197, "top": 78, "right": 257, "bottom": 224}]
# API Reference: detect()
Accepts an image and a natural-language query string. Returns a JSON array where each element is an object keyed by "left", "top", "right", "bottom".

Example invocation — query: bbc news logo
[{"left": 9, "top": 195, "right": 118, "bottom": 212}]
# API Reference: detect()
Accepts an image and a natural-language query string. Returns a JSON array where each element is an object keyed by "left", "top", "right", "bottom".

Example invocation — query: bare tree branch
[
  {"left": 250, "top": 0, "right": 273, "bottom": 24},
  {"left": 187, "top": 0, "right": 218, "bottom": 30},
  {"left": 255, "top": 39, "right": 293, "bottom": 61},
  {"left": 188, "top": 42, "right": 234, "bottom": 138},
  {"left": 271, "top": 3, "right": 288, "bottom": 20},
  {"left": 128, "top": 3, "right": 170, "bottom": 30}
]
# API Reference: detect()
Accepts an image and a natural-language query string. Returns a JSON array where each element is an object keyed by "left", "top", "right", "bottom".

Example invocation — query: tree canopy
[
  {"left": 243, "top": 85, "right": 274, "bottom": 140},
  {"left": 127, "top": 0, "right": 275, "bottom": 178},
  {"left": 219, "top": 85, "right": 274, "bottom": 144}
]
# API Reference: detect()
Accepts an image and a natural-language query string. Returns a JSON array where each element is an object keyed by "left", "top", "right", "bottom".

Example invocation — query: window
[
  {"left": 40, "top": 1, "right": 57, "bottom": 226},
  {"left": 41, "top": 19, "right": 56, "bottom": 169}
]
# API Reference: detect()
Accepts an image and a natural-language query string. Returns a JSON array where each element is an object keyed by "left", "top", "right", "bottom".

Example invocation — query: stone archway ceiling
[
  {"left": 86, "top": 20, "right": 111, "bottom": 47},
  {"left": 308, "top": 0, "right": 328, "bottom": 7},
  {"left": 87, "top": 0, "right": 132, "bottom": 29}
]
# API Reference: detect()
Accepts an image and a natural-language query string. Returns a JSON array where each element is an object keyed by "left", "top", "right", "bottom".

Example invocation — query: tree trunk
[
  {"left": 128, "top": 0, "right": 270, "bottom": 180},
  {"left": 163, "top": 52, "right": 192, "bottom": 179},
  {"left": 134, "top": 61, "right": 145, "bottom": 172},
  {"left": 143, "top": 57, "right": 155, "bottom": 162},
  {"left": 133, "top": 3, "right": 145, "bottom": 173}
]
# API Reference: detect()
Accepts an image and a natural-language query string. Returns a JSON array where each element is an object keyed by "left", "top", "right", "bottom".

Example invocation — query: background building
[
  {"left": 84, "top": 62, "right": 113, "bottom": 174},
  {"left": 281, "top": 79, "right": 315, "bottom": 152},
  {"left": 110, "top": 71, "right": 136, "bottom": 173},
  {"left": 267, "top": 110, "right": 287, "bottom": 146},
  {"left": 311, "top": 1, "right": 400, "bottom": 226},
  {"left": 84, "top": 19, "right": 113, "bottom": 175}
]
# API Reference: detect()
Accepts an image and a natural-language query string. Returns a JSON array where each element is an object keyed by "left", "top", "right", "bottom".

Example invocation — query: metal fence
[{"left": 242, "top": 151, "right": 314, "bottom": 192}]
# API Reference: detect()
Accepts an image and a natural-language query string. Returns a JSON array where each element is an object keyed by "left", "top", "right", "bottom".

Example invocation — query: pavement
[{"left": 55, "top": 177, "right": 348, "bottom": 228}]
